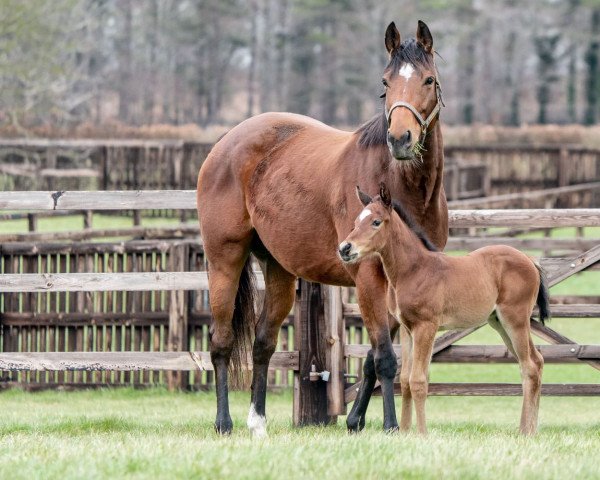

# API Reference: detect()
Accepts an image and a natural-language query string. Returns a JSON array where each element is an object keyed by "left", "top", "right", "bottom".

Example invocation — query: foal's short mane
[
  {"left": 356, "top": 38, "right": 435, "bottom": 149},
  {"left": 390, "top": 199, "right": 438, "bottom": 252}
]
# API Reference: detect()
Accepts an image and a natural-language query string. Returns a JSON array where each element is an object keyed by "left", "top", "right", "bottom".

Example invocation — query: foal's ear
[
  {"left": 385, "top": 22, "right": 402, "bottom": 56},
  {"left": 379, "top": 182, "right": 392, "bottom": 209},
  {"left": 416, "top": 20, "right": 433, "bottom": 54},
  {"left": 356, "top": 186, "right": 372, "bottom": 207}
]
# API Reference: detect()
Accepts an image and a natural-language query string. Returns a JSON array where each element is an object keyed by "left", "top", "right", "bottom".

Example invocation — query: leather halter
[{"left": 384, "top": 79, "right": 444, "bottom": 144}]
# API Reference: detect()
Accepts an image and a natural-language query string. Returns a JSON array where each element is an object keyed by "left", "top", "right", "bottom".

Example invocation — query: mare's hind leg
[
  {"left": 496, "top": 306, "right": 544, "bottom": 435},
  {"left": 206, "top": 240, "right": 252, "bottom": 435},
  {"left": 347, "top": 315, "right": 400, "bottom": 433},
  {"left": 247, "top": 257, "right": 296, "bottom": 438}
]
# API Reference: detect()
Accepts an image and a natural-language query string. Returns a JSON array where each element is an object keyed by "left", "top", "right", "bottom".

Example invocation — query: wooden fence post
[
  {"left": 167, "top": 243, "right": 189, "bottom": 391},
  {"left": 293, "top": 279, "right": 336, "bottom": 426},
  {"left": 324, "top": 285, "right": 346, "bottom": 416}
]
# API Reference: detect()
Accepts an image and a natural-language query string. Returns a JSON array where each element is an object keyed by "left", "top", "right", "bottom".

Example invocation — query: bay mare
[
  {"left": 340, "top": 183, "right": 549, "bottom": 435},
  {"left": 197, "top": 21, "right": 448, "bottom": 435}
]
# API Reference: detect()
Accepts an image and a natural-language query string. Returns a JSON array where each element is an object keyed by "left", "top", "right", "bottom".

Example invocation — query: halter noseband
[{"left": 384, "top": 79, "right": 444, "bottom": 144}]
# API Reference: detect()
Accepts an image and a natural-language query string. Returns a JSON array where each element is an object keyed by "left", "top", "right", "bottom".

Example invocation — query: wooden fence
[
  {"left": 3, "top": 140, "right": 600, "bottom": 204},
  {"left": 1, "top": 190, "right": 600, "bottom": 424}
]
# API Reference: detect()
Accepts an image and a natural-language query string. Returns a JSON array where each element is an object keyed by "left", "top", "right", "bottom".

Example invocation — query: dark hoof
[
  {"left": 214, "top": 417, "right": 233, "bottom": 435},
  {"left": 384, "top": 424, "right": 399, "bottom": 434},
  {"left": 346, "top": 415, "right": 365, "bottom": 433}
]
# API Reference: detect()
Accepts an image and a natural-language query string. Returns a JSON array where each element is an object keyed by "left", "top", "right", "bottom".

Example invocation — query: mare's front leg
[
  {"left": 407, "top": 320, "right": 437, "bottom": 435},
  {"left": 346, "top": 315, "right": 400, "bottom": 433},
  {"left": 354, "top": 260, "right": 398, "bottom": 432}
]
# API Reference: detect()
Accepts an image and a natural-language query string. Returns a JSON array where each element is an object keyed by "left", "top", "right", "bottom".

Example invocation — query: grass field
[
  {"left": 1, "top": 215, "right": 599, "bottom": 478},
  {"left": 0, "top": 388, "right": 599, "bottom": 480}
]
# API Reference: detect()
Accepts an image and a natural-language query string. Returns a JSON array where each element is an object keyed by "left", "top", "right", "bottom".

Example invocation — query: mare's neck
[
  {"left": 398, "top": 122, "right": 443, "bottom": 207},
  {"left": 378, "top": 214, "right": 434, "bottom": 291}
]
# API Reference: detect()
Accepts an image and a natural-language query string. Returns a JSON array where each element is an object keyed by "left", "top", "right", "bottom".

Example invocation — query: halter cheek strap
[{"left": 385, "top": 81, "right": 444, "bottom": 143}]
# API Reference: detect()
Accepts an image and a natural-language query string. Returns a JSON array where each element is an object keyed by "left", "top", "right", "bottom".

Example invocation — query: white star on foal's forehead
[
  {"left": 358, "top": 208, "right": 372, "bottom": 222},
  {"left": 399, "top": 63, "right": 414, "bottom": 80}
]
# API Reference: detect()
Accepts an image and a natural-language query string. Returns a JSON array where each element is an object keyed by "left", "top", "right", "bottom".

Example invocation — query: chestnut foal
[{"left": 339, "top": 183, "right": 549, "bottom": 435}]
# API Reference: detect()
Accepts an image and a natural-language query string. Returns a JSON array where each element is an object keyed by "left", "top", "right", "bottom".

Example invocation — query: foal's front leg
[
  {"left": 399, "top": 324, "right": 413, "bottom": 431},
  {"left": 407, "top": 321, "right": 437, "bottom": 435}
]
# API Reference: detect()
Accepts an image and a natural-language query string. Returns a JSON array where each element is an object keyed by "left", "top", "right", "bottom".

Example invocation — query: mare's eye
[
  {"left": 382, "top": 79, "right": 389, "bottom": 88},
  {"left": 424, "top": 76, "right": 435, "bottom": 85},
  {"left": 372, "top": 219, "right": 382, "bottom": 227}
]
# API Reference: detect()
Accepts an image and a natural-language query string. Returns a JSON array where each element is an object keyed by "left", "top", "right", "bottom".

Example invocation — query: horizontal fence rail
[{"left": 1, "top": 190, "right": 599, "bottom": 228}]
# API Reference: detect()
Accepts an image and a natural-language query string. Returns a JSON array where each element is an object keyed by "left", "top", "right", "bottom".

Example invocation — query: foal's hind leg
[
  {"left": 347, "top": 315, "right": 400, "bottom": 433},
  {"left": 496, "top": 306, "right": 544, "bottom": 435},
  {"left": 247, "top": 257, "right": 296, "bottom": 438}
]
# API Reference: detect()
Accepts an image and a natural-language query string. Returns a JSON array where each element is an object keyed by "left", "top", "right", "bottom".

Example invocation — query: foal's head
[
  {"left": 338, "top": 183, "right": 393, "bottom": 263},
  {"left": 382, "top": 21, "right": 441, "bottom": 161}
]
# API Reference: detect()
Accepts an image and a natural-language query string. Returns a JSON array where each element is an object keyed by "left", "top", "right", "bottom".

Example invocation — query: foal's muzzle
[{"left": 338, "top": 242, "right": 357, "bottom": 262}]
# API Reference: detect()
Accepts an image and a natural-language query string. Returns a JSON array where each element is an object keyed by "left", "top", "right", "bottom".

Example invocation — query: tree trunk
[{"left": 585, "top": 9, "right": 600, "bottom": 125}]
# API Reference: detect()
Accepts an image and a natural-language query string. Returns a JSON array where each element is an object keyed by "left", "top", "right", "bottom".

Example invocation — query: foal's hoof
[
  {"left": 214, "top": 417, "right": 234, "bottom": 435},
  {"left": 346, "top": 415, "right": 365, "bottom": 433}
]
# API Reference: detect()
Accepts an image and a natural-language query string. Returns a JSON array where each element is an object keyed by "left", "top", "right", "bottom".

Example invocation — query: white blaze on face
[
  {"left": 358, "top": 208, "right": 372, "bottom": 223},
  {"left": 247, "top": 403, "right": 267, "bottom": 438},
  {"left": 399, "top": 63, "right": 414, "bottom": 80}
]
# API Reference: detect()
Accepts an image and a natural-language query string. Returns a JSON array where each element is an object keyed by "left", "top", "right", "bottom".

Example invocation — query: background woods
[{"left": 3, "top": 0, "right": 600, "bottom": 129}]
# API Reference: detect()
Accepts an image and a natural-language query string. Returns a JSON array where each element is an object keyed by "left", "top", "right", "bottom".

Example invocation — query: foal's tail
[
  {"left": 230, "top": 256, "right": 257, "bottom": 388},
  {"left": 534, "top": 262, "right": 551, "bottom": 325}
]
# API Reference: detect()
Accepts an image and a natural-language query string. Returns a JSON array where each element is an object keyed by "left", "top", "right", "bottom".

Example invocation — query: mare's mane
[{"left": 356, "top": 38, "right": 435, "bottom": 149}]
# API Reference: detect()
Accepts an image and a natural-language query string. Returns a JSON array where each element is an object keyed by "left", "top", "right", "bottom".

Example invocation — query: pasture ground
[
  {"left": 0, "top": 388, "right": 599, "bottom": 480},
  {"left": 1, "top": 214, "right": 599, "bottom": 479}
]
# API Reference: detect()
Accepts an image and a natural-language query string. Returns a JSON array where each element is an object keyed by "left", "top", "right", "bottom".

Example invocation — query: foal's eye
[
  {"left": 382, "top": 79, "right": 389, "bottom": 88},
  {"left": 372, "top": 219, "right": 382, "bottom": 227},
  {"left": 424, "top": 76, "right": 435, "bottom": 85}
]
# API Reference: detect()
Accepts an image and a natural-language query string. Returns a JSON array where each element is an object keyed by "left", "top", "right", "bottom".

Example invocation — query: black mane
[
  {"left": 356, "top": 38, "right": 435, "bottom": 149},
  {"left": 391, "top": 199, "right": 438, "bottom": 252}
]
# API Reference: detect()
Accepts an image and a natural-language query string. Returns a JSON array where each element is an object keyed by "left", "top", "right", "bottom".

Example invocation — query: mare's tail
[
  {"left": 229, "top": 256, "right": 256, "bottom": 388},
  {"left": 534, "top": 262, "right": 551, "bottom": 325}
]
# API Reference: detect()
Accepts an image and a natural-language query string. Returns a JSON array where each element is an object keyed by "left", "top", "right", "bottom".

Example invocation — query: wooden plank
[
  {"left": 293, "top": 280, "right": 334, "bottom": 426},
  {"left": 167, "top": 244, "right": 189, "bottom": 390},
  {"left": 0, "top": 190, "right": 196, "bottom": 211},
  {"left": 345, "top": 302, "right": 600, "bottom": 320},
  {"left": 344, "top": 344, "right": 600, "bottom": 363},
  {"left": 446, "top": 237, "right": 599, "bottom": 252},
  {"left": 0, "top": 271, "right": 266, "bottom": 292},
  {"left": 448, "top": 182, "right": 600, "bottom": 209},
  {"left": 544, "top": 245, "right": 600, "bottom": 287},
  {"left": 324, "top": 285, "right": 346, "bottom": 416},
  {"left": 370, "top": 383, "right": 600, "bottom": 396},
  {"left": 449, "top": 209, "right": 600, "bottom": 228},
  {"left": 531, "top": 321, "right": 600, "bottom": 373},
  {"left": 0, "top": 351, "right": 299, "bottom": 371}
]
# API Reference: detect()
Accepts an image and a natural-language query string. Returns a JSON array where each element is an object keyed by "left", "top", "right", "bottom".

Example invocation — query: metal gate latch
[{"left": 309, "top": 364, "right": 330, "bottom": 382}]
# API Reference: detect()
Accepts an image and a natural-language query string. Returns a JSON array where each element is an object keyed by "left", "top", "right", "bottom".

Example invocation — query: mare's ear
[
  {"left": 385, "top": 22, "right": 401, "bottom": 56},
  {"left": 356, "top": 186, "right": 372, "bottom": 207},
  {"left": 416, "top": 20, "right": 433, "bottom": 53},
  {"left": 379, "top": 182, "right": 392, "bottom": 209}
]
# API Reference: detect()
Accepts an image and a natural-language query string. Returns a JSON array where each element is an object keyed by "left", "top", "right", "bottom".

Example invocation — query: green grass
[{"left": 0, "top": 388, "right": 599, "bottom": 479}]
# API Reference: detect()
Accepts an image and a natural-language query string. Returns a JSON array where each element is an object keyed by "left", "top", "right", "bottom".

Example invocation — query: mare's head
[
  {"left": 338, "top": 183, "right": 393, "bottom": 263},
  {"left": 381, "top": 21, "right": 442, "bottom": 161}
]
